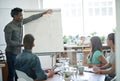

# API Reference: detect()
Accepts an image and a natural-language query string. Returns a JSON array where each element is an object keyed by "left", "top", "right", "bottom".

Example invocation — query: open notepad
[{"left": 84, "top": 67, "right": 95, "bottom": 73}]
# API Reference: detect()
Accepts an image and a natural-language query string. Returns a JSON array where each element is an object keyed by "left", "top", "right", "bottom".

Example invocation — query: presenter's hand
[{"left": 42, "top": 9, "right": 53, "bottom": 15}]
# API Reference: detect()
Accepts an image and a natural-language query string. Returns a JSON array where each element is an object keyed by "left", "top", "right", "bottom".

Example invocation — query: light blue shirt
[
  {"left": 15, "top": 49, "right": 48, "bottom": 80},
  {"left": 88, "top": 50, "right": 104, "bottom": 64}
]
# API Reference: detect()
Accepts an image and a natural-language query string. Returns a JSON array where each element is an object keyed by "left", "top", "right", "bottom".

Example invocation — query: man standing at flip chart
[{"left": 4, "top": 7, "right": 52, "bottom": 81}]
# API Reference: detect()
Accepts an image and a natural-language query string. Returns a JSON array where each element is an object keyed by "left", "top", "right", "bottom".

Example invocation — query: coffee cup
[
  {"left": 64, "top": 77, "right": 71, "bottom": 81},
  {"left": 78, "top": 66, "right": 84, "bottom": 75}
]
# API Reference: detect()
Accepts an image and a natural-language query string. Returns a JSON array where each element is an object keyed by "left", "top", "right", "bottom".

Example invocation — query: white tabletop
[
  {"left": 47, "top": 75, "right": 63, "bottom": 81},
  {"left": 46, "top": 72, "right": 105, "bottom": 81},
  {"left": 46, "top": 67, "right": 105, "bottom": 81}
]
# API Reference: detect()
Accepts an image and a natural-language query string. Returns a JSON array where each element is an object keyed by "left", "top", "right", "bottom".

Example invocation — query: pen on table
[{"left": 84, "top": 70, "right": 94, "bottom": 73}]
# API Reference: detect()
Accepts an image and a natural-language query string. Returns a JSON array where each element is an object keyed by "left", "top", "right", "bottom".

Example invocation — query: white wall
[
  {"left": 0, "top": 0, "right": 40, "bottom": 52},
  {"left": 0, "top": 0, "right": 54, "bottom": 68},
  {"left": 0, "top": 8, "right": 12, "bottom": 52},
  {"left": 0, "top": 0, "right": 40, "bottom": 9},
  {"left": 116, "top": 0, "right": 120, "bottom": 81}
]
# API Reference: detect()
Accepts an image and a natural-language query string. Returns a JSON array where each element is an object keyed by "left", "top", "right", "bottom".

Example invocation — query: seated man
[{"left": 15, "top": 34, "right": 54, "bottom": 81}]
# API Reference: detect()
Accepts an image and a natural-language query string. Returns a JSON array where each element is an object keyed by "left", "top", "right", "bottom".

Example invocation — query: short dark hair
[
  {"left": 11, "top": 7, "right": 23, "bottom": 17},
  {"left": 23, "top": 34, "right": 35, "bottom": 49}
]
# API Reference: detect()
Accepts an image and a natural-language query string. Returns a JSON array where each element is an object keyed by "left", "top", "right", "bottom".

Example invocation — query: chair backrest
[
  {"left": 16, "top": 70, "right": 34, "bottom": 81},
  {"left": 111, "top": 76, "right": 116, "bottom": 81},
  {"left": 0, "top": 50, "right": 5, "bottom": 63}
]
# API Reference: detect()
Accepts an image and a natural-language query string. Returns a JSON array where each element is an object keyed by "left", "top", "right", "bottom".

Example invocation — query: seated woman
[
  {"left": 93, "top": 33, "right": 115, "bottom": 81},
  {"left": 87, "top": 36, "right": 108, "bottom": 68}
]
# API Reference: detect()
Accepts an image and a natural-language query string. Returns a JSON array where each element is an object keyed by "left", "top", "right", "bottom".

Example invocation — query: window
[
  {"left": 101, "top": 7, "right": 107, "bottom": 16},
  {"left": 95, "top": 8, "right": 100, "bottom": 16},
  {"left": 42, "top": 0, "right": 116, "bottom": 38},
  {"left": 88, "top": 8, "right": 93, "bottom": 16},
  {"left": 108, "top": 7, "right": 113, "bottom": 15},
  {"left": 88, "top": 1, "right": 113, "bottom": 16}
]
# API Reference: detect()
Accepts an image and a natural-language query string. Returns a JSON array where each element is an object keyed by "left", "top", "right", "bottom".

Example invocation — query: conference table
[
  {"left": 47, "top": 72, "right": 105, "bottom": 81},
  {"left": 46, "top": 67, "right": 105, "bottom": 81},
  {"left": 64, "top": 45, "right": 110, "bottom": 51}
]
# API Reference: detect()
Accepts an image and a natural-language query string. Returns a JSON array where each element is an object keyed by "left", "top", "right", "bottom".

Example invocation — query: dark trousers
[
  {"left": 105, "top": 74, "right": 115, "bottom": 81},
  {"left": 6, "top": 52, "right": 18, "bottom": 81}
]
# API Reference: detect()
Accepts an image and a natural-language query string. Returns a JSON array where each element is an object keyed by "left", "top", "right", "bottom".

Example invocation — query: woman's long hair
[{"left": 90, "top": 36, "right": 102, "bottom": 61}]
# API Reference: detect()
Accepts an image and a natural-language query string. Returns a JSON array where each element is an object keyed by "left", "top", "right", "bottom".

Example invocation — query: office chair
[
  {"left": 111, "top": 76, "right": 116, "bottom": 81},
  {"left": 16, "top": 70, "right": 33, "bottom": 81},
  {"left": 0, "top": 50, "right": 5, "bottom": 63}
]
